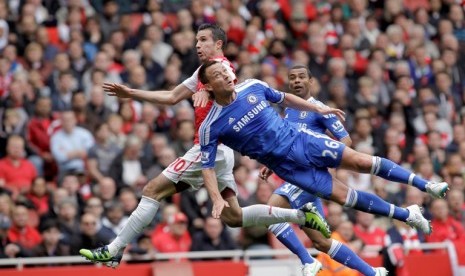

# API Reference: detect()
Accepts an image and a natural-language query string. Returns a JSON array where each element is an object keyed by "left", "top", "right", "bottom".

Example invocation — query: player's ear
[
  {"left": 204, "top": 83, "right": 213, "bottom": 92},
  {"left": 216, "top": 40, "right": 223, "bottom": 51}
]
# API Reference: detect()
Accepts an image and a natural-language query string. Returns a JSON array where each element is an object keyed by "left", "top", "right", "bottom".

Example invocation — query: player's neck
[
  {"left": 304, "top": 91, "right": 312, "bottom": 100},
  {"left": 215, "top": 91, "right": 236, "bottom": 106}
]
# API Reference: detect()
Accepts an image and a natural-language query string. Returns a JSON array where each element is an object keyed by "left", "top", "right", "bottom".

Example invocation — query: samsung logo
[{"left": 232, "top": 101, "right": 267, "bottom": 132}]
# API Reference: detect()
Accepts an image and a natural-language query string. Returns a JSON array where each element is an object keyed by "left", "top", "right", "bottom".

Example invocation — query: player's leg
[
  {"left": 328, "top": 175, "right": 431, "bottom": 234},
  {"left": 108, "top": 174, "right": 184, "bottom": 254},
  {"left": 267, "top": 192, "right": 316, "bottom": 266},
  {"left": 217, "top": 185, "right": 328, "bottom": 233},
  {"left": 79, "top": 145, "right": 203, "bottom": 266},
  {"left": 338, "top": 147, "right": 448, "bottom": 198},
  {"left": 303, "top": 227, "right": 381, "bottom": 276},
  {"left": 216, "top": 145, "right": 328, "bottom": 232},
  {"left": 79, "top": 173, "right": 184, "bottom": 266}
]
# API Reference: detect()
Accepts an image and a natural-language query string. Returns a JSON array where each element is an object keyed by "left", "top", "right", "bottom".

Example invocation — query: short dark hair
[
  {"left": 289, "top": 64, "right": 313, "bottom": 78},
  {"left": 39, "top": 219, "right": 59, "bottom": 233},
  {"left": 198, "top": 60, "right": 220, "bottom": 85},
  {"left": 197, "top": 24, "right": 227, "bottom": 50}
]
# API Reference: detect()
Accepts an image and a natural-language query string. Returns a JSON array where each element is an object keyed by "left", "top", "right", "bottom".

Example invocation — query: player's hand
[
  {"left": 192, "top": 89, "right": 210, "bottom": 107},
  {"left": 212, "top": 199, "right": 230, "bottom": 219},
  {"left": 103, "top": 83, "right": 133, "bottom": 98},
  {"left": 319, "top": 106, "right": 346, "bottom": 122},
  {"left": 259, "top": 167, "right": 273, "bottom": 180}
]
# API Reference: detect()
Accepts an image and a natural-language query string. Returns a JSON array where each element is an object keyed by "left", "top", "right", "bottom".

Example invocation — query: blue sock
[
  {"left": 372, "top": 157, "right": 427, "bottom": 191},
  {"left": 345, "top": 189, "right": 410, "bottom": 221},
  {"left": 269, "top": 223, "right": 314, "bottom": 265},
  {"left": 328, "top": 240, "right": 376, "bottom": 276}
]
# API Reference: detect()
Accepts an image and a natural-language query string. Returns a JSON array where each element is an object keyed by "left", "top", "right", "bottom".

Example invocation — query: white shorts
[{"left": 162, "top": 144, "right": 237, "bottom": 193}]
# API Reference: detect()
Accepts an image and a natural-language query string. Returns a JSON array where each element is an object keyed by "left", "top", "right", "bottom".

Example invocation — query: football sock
[{"left": 269, "top": 223, "right": 314, "bottom": 265}]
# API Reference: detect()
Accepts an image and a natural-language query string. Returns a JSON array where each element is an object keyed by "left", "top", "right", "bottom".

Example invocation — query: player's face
[
  {"left": 196, "top": 29, "right": 222, "bottom": 62},
  {"left": 288, "top": 68, "right": 312, "bottom": 99},
  {"left": 205, "top": 63, "right": 235, "bottom": 95}
]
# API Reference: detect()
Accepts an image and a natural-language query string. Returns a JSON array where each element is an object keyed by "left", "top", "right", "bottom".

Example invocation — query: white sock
[
  {"left": 242, "top": 204, "right": 305, "bottom": 227},
  {"left": 107, "top": 196, "right": 160, "bottom": 255}
]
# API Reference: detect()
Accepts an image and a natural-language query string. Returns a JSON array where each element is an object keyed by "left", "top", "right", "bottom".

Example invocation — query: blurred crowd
[{"left": 0, "top": 0, "right": 465, "bottom": 273}]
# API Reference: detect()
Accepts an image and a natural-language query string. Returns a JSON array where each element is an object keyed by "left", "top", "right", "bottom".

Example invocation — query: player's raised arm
[
  {"left": 103, "top": 82, "right": 194, "bottom": 106},
  {"left": 282, "top": 93, "right": 346, "bottom": 122}
]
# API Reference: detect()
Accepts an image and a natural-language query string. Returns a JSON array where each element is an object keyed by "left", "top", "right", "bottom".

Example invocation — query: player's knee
[
  {"left": 142, "top": 179, "right": 165, "bottom": 201},
  {"left": 221, "top": 207, "right": 243, "bottom": 227},
  {"left": 353, "top": 153, "right": 373, "bottom": 172},
  {"left": 222, "top": 215, "right": 242, "bottom": 227},
  {"left": 312, "top": 236, "right": 332, "bottom": 252}
]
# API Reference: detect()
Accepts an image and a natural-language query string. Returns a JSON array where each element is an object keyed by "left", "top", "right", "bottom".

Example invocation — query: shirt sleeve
[
  {"left": 181, "top": 68, "right": 199, "bottom": 93},
  {"left": 321, "top": 114, "right": 349, "bottom": 140},
  {"left": 199, "top": 122, "right": 219, "bottom": 169},
  {"left": 315, "top": 100, "right": 349, "bottom": 140},
  {"left": 260, "top": 82, "right": 285, "bottom": 104}
]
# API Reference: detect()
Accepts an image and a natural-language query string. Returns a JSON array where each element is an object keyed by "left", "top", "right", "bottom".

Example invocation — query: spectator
[
  {"left": 7, "top": 204, "right": 42, "bottom": 249},
  {"left": 56, "top": 198, "right": 80, "bottom": 246},
  {"left": 101, "top": 201, "right": 128, "bottom": 236},
  {"left": 98, "top": 0, "right": 121, "bottom": 41},
  {"left": 71, "top": 91, "right": 99, "bottom": 132},
  {"left": 25, "top": 177, "right": 50, "bottom": 216},
  {"left": 447, "top": 189, "right": 465, "bottom": 227},
  {"left": 83, "top": 197, "right": 105, "bottom": 223},
  {"left": 26, "top": 97, "right": 56, "bottom": 179},
  {"left": 87, "top": 86, "right": 112, "bottom": 125},
  {"left": 151, "top": 211, "right": 191, "bottom": 253},
  {"left": 152, "top": 203, "right": 179, "bottom": 237},
  {"left": 87, "top": 122, "right": 121, "bottom": 183},
  {"left": 32, "top": 219, "right": 70, "bottom": 257},
  {"left": 427, "top": 198, "right": 465, "bottom": 244},
  {"left": 50, "top": 70, "right": 76, "bottom": 112},
  {"left": 171, "top": 120, "right": 195, "bottom": 157},
  {"left": 0, "top": 0, "right": 463, "bottom": 263},
  {"left": 180, "top": 187, "right": 212, "bottom": 235},
  {"left": 190, "top": 216, "right": 237, "bottom": 252},
  {"left": 0, "top": 213, "right": 29, "bottom": 258},
  {"left": 70, "top": 212, "right": 114, "bottom": 255},
  {"left": 83, "top": 197, "right": 114, "bottom": 239},
  {"left": 59, "top": 173, "right": 85, "bottom": 212},
  {"left": 0, "top": 193, "right": 14, "bottom": 218},
  {"left": 50, "top": 111, "right": 95, "bottom": 178},
  {"left": 383, "top": 217, "right": 425, "bottom": 275},
  {"left": 353, "top": 211, "right": 386, "bottom": 257},
  {"left": 144, "top": 24, "right": 173, "bottom": 67},
  {"left": 93, "top": 177, "right": 117, "bottom": 208},
  {"left": 0, "top": 135, "right": 37, "bottom": 195},
  {"left": 108, "top": 135, "right": 150, "bottom": 191},
  {"left": 118, "top": 187, "right": 138, "bottom": 216}
]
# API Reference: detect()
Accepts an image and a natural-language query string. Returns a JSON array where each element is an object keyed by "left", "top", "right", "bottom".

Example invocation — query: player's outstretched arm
[
  {"left": 282, "top": 93, "right": 346, "bottom": 122},
  {"left": 202, "top": 168, "right": 230, "bottom": 218},
  {"left": 103, "top": 82, "right": 194, "bottom": 106}
]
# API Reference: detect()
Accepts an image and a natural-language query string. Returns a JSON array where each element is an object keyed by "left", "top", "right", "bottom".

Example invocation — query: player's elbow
[{"left": 166, "top": 94, "right": 179, "bottom": 105}]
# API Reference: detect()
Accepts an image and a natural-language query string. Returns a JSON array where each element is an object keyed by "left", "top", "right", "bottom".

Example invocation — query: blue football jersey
[
  {"left": 284, "top": 97, "right": 348, "bottom": 140},
  {"left": 199, "top": 79, "right": 299, "bottom": 168}
]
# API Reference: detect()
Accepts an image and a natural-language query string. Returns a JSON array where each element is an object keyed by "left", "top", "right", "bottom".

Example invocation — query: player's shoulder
[
  {"left": 308, "top": 97, "right": 325, "bottom": 107},
  {"left": 236, "top": 79, "right": 268, "bottom": 92}
]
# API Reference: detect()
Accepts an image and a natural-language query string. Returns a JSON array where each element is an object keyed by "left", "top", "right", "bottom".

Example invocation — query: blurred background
[{"left": 0, "top": 0, "right": 464, "bottom": 275}]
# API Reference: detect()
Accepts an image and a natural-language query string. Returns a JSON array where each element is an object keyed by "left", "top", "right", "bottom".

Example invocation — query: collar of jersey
[{"left": 213, "top": 91, "right": 237, "bottom": 108}]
